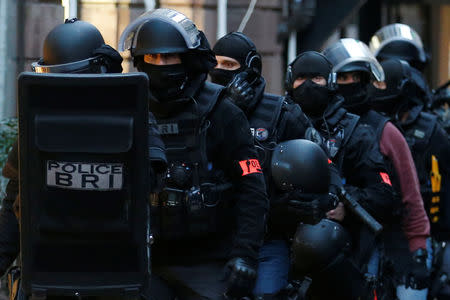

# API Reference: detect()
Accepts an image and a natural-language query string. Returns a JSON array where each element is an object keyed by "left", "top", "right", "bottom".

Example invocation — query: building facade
[{"left": 0, "top": 0, "right": 449, "bottom": 118}]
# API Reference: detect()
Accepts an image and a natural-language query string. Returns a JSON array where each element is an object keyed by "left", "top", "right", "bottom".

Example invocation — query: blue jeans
[
  {"left": 253, "top": 240, "right": 290, "bottom": 295},
  {"left": 367, "top": 238, "right": 433, "bottom": 300}
]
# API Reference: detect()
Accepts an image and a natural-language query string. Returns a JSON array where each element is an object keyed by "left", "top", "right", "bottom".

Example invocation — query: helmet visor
[
  {"left": 118, "top": 8, "right": 200, "bottom": 54},
  {"left": 31, "top": 56, "right": 104, "bottom": 74},
  {"left": 323, "top": 38, "right": 385, "bottom": 81},
  {"left": 369, "top": 23, "right": 426, "bottom": 62}
]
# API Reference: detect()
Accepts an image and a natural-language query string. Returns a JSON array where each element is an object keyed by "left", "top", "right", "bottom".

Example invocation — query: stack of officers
[{"left": 1, "top": 8, "right": 450, "bottom": 300}]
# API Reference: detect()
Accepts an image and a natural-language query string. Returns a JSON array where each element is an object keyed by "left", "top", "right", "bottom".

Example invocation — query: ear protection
[
  {"left": 231, "top": 32, "right": 262, "bottom": 75},
  {"left": 285, "top": 52, "right": 337, "bottom": 93}
]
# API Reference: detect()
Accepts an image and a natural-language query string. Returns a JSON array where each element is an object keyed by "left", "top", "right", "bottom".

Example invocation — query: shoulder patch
[{"left": 239, "top": 159, "right": 262, "bottom": 176}]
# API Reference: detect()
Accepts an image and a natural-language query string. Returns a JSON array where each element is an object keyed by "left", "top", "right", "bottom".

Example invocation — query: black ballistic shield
[{"left": 18, "top": 72, "right": 150, "bottom": 298}]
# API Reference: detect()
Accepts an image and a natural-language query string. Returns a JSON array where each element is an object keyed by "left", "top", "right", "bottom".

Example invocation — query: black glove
[
  {"left": 224, "top": 257, "right": 257, "bottom": 299},
  {"left": 281, "top": 191, "right": 337, "bottom": 224},
  {"left": 226, "top": 72, "right": 256, "bottom": 111},
  {"left": 405, "top": 248, "right": 430, "bottom": 290}
]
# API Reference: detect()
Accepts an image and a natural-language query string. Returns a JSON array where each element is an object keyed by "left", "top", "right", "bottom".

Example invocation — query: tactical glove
[
  {"left": 224, "top": 257, "right": 257, "bottom": 299},
  {"left": 226, "top": 72, "right": 256, "bottom": 111},
  {"left": 405, "top": 248, "right": 430, "bottom": 290},
  {"left": 281, "top": 191, "right": 338, "bottom": 224}
]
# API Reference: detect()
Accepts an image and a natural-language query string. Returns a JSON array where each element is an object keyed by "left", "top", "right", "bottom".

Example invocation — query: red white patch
[
  {"left": 239, "top": 159, "right": 262, "bottom": 176},
  {"left": 328, "top": 159, "right": 333, "bottom": 164},
  {"left": 379, "top": 172, "right": 392, "bottom": 186}
]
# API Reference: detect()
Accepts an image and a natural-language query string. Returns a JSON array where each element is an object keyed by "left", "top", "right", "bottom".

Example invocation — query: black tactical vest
[
  {"left": 320, "top": 108, "right": 360, "bottom": 172},
  {"left": 402, "top": 112, "right": 440, "bottom": 226},
  {"left": 150, "top": 82, "right": 232, "bottom": 240},
  {"left": 403, "top": 112, "right": 437, "bottom": 168},
  {"left": 248, "top": 93, "right": 284, "bottom": 170},
  {"left": 360, "top": 110, "right": 390, "bottom": 145},
  {"left": 360, "top": 110, "right": 401, "bottom": 189}
]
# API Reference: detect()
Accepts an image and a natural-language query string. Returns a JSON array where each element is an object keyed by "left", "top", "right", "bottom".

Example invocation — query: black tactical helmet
[
  {"left": 323, "top": 38, "right": 385, "bottom": 83},
  {"left": 32, "top": 19, "right": 122, "bottom": 74},
  {"left": 119, "top": 8, "right": 216, "bottom": 73},
  {"left": 291, "top": 219, "right": 352, "bottom": 276},
  {"left": 133, "top": 19, "right": 190, "bottom": 56},
  {"left": 271, "top": 139, "right": 330, "bottom": 193},
  {"left": 369, "top": 23, "right": 428, "bottom": 71},
  {"left": 370, "top": 59, "right": 427, "bottom": 118}
]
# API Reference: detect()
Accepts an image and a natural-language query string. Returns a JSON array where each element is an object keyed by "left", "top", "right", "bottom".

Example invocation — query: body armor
[
  {"left": 319, "top": 107, "right": 360, "bottom": 170},
  {"left": 360, "top": 110, "right": 390, "bottom": 143},
  {"left": 248, "top": 93, "right": 284, "bottom": 171},
  {"left": 401, "top": 112, "right": 446, "bottom": 231},
  {"left": 151, "top": 82, "right": 231, "bottom": 240},
  {"left": 360, "top": 110, "right": 400, "bottom": 191}
]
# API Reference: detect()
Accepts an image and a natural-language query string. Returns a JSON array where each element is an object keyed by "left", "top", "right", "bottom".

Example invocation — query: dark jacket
[
  {"left": 313, "top": 97, "right": 397, "bottom": 222},
  {"left": 150, "top": 75, "right": 269, "bottom": 265},
  {"left": 308, "top": 96, "right": 398, "bottom": 267}
]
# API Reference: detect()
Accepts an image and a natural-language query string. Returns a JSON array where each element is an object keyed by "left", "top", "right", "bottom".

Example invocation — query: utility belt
[
  {"left": 150, "top": 161, "right": 233, "bottom": 240},
  {"left": 150, "top": 182, "right": 232, "bottom": 214}
]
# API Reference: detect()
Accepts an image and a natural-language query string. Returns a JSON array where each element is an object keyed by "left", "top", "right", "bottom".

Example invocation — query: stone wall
[
  {"left": 22, "top": 1, "right": 64, "bottom": 71},
  {"left": 0, "top": 0, "right": 63, "bottom": 118}
]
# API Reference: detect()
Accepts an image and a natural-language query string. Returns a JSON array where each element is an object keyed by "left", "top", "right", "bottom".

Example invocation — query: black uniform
[
  {"left": 308, "top": 97, "right": 396, "bottom": 225},
  {"left": 372, "top": 59, "right": 450, "bottom": 241},
  {"left": 124, "top": 10, "right": 269, "bottom": 300},
  {"left": 209, "top": 33, "right": 343, "bottom": 298},
  {"left": 147, "top": 75, "right": 268, "bottom": 300},
  {"left": 286, "top": 94, "right": 397, "bottom": 299},
  {"left": 322, "top": 39, "right": 429, "bottom": 293},
  {"left": 285, "top": 51, "right": 396, "bottom": 300}
]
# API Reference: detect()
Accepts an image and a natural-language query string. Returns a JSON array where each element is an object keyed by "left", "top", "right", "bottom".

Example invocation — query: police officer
[
  {"left": 371, "top": 60, "right": 450, "bottom": 291},
  {"left": 370, "top": 60, "right": 450, "bottom": 298},
  {"left": 371, "top": 59, "right": 450, "bottom": 237},
  {"left": 369, "top": 23, "right": 433, "bottom": 109},
  {"left": 119, "top": 9, "right": 268, "bottom": 300},
  {"left": 209, "top": 32, "right": 344, "bottom": 298},
  {"left": 285, "top": 51, "right": 398, "bottom": 298},
  {"left": 323, "top": 39, "right": 431, "bottom": 299},
  {"left": 0, "top": 19, "right": 166, "bottom": 298}
]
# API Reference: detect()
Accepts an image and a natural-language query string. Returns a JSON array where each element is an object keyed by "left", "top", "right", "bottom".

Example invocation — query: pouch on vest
[{"left": 151, "top": 82, "right": 232, "bottom": 240}]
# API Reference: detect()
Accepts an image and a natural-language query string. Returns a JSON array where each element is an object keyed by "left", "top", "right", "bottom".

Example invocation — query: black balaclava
[
  {"left": 136, "top": 57, "right": 189, "bottom": 102},
  {"left": 337, "top": 70, "right": 371, "bottom": 115},
  {"left": 289, "top": 51, "right": 332, "bottom": 117},
  {"left": 369, "top": 59, "right": 412, "bottom": 117},
  {"left": 210, "top": 32, "right": 259, "bottom": 86}
]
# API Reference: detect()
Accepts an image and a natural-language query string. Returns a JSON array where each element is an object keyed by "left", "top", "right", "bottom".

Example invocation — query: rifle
[{"left": 338, "top": 188, "right": 383, "bottom": 235}]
